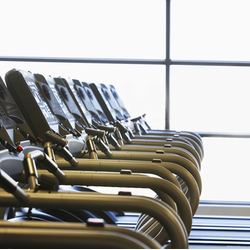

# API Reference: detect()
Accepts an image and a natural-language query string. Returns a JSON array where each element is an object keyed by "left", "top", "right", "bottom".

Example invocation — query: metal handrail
[{"left": 0, "top": 191, "right": 189, "bottom": 248}]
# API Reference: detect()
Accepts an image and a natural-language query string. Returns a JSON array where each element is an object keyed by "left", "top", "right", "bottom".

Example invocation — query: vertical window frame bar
[{"left": 165, "top": 0, "right": 171, "bottom": 129}]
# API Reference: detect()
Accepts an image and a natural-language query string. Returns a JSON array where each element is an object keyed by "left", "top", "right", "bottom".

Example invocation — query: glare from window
[
  {"left": 200, "top": 138, "right": 250, "bottom": 202},
  {"left": 171, "top": 0, "right": 250, "bottom": 61},
  {"left": 0, "top": 0, "right": 165, "bottom": 59},
  {"left": 170, "top": 65, "right": 250, "bottom": 133}
]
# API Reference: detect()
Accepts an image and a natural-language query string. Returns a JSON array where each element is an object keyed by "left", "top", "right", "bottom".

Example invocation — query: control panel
[
  {"left": 57, "top": 77, "right": 92, "bottom": 127},
  {"left": 72, "top": 79, "right": 103, "bottom": 126},
  {"left": 109, "top": 84, "right": 130, "bottom": 119},
  {"left": 90, "top": 83, "right": 124, "bottom": 123},
  {"left": 81, "top": 81, "right": 109, "bottom": 125},
  {"left": 5, "top": 69, "right": 60, "bottom": 141},
  {"left": 34, "top": 74, "right": 87, "bottom": 135}
]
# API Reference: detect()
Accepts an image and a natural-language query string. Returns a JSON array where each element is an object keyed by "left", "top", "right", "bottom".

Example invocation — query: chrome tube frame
[
  {"left": 55, "top": 158, "right": 201, "bottom": 211},
  {"left": 0, "top": 220, "right": 162, "bottom": 249},
  {"left": 35, "top": 170, "right": 193, "bottom": 234},
  {"left": 0, "top": 191, "right": 189, "bottom": 248}
]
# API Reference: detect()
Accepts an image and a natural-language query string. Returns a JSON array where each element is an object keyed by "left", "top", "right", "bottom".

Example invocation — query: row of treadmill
[{"left": 0, "top": 68, "right": 204, "bottom": 248}]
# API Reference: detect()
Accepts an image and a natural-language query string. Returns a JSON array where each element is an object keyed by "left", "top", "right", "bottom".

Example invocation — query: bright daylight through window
[{"left": 0, "top": 0, "right": 250, "bottom": 202}]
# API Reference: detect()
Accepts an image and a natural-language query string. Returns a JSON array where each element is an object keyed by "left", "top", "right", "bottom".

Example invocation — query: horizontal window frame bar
[
  {"left": 2, "top": 56, "right": 250, "bottom": 67},
  {"left": 198, "top": 132, "right": 250, "bottom": 138},
  {"left": 197, "top": 200, "right": 250, "bottom": 217},
  {"left": 171, "top": 60, "right": 250, "bottom": 67},
  {"left": 0, "top": 56, "right": 166, "bottom": 65},
  {"left": 200, "top": 200, "right": 250, "bottom": 206},
  {"left": 1, "top": 56, "right": 250, "bottom": 138}
]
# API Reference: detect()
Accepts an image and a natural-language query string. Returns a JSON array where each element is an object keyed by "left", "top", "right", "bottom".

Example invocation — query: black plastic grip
[
  {"left": 45, "top": 130, "right": 68, "bottom": 147},
  {"left": 55, "top": 145, "right": 74, "bottom": 162},
  {"left": 40, "top": 153, "right": 58, "bottom": 173},
  {"left": 107, "top": 133, "right": 121, "bottom": 150},
  {"left": 39, "top": 153, "right": 65, "bottom": 181},
  {"left": 123, "top": 132, "right": 132, "bottom": 144},
  {"left": 85, "top": 127, "right": 105, "bottom": 138},
  {"left": 130, "top": 115, "right": 142, "bottom": 122},
  {"left": 0, "top": 168, "right": 17, "bottom": 193},
  {"left": 0, "top": 168, "right": 29, "bottom": 203},
  {"left": 97, "top": 125, "right": 116, "bottom": 133},
  {"left": 94, "top": 137, "right": 112, "bottom": 158},
  {"left": 115, "top": 121, "right": 128, "bottom": 133}
]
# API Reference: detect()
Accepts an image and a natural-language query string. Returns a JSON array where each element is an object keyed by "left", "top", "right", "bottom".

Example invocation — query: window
[
  {"left": 1, "top": 0, "right": 250, "bottom": 204},
  {"left": 171, "top": 0, "right": 250, "bottom": 61},
  {"left": 170, "top": 0, "right": 250, "bottom": 203},
  {"left": 170, "top": 65, "right": 250, "bottom": 133},
  {"left": 200, "top": 137, "right": 250, "bottom": 202},
  {"left": 0, "top": 0, "right": 165, "bottom": 59},
  {"left": 0, "top": 0, "right": 166, "bottom": 128}
]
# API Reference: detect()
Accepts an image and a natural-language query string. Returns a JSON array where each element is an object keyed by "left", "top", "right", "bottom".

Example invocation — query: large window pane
[
  {"left": 201, "top": 137, "right": 250, "bottom": 202},
  {"left": 0, "top": 62, "right": 165, "bottom": 129},
  {"left": 0, "top": 0, "right": 165, "bottom": 59},
  {"left": 170, "top": 65, "right": 250, "bottom": 133},
  {"left": 171, "top": 0, "right": 250, "bottom": 61}
]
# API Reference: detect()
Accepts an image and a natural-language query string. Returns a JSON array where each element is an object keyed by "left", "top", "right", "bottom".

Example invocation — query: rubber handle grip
[{"left": 45, "top": 131, "right": 68, "bottom": 147}]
